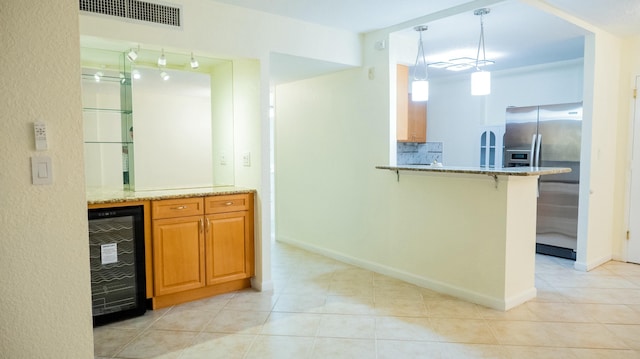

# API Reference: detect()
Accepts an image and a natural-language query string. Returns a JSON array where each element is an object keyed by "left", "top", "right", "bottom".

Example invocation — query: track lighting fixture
[
  {"left": 132, "top": 69, "right": 141, "bottom": 80},
  {"left": 160, "top": 71, "right": 170, "bottom": 81},
  {"left": 190, "top": 52, "right": 199, "bottom": 69},
  {"left": 157, "top": 49, "right": 167, "bottom": 67}
]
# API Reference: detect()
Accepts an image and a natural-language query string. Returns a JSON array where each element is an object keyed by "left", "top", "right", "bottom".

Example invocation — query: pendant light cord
[
  {"left": 475, "top": 12, "right": 487, "bottom": 70},
  {"left": 413, "top": 26, "right": 428, "bottom": 81}
]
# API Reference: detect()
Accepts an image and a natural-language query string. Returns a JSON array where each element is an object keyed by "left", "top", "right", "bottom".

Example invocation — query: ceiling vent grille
[{"left": 79, "top": 0, "right": 181, "bottom": 27}]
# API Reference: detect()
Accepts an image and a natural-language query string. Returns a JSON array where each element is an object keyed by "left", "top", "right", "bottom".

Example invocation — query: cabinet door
[
  {"left": 152, "top": 216, "right": 205, "bottom": 296},
  {"left": 408, "top": 97, "right": 427, "bottom": 143},
  {"left": 205, "top": 211, "right": 254, "bottom": 285}
]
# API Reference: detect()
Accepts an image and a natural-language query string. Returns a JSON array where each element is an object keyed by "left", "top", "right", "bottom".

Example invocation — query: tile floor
[{"left": 94, "top": 242, "right": 640, "bottom": 358}]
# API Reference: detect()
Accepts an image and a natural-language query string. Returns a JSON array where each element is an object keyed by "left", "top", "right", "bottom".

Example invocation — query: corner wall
[{"left": 0, "top": 1, "right": 94, "bottom": 357}]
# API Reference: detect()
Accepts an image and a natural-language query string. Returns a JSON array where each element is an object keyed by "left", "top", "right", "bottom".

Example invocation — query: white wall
[
  {"left": 0, "top": 1, "right": 94, "bottom": 357},
  {"left": 427, "top": 60, "right": 583, "bottom": 166}
]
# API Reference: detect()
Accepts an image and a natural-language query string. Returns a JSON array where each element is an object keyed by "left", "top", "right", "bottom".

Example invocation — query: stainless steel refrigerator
[{"left": 503, "top": 102, "right": 582, "bottom": 260}]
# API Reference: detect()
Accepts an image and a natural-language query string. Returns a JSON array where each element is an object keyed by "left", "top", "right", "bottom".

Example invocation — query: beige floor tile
[
  {"left": 324, "top": 295, "right": 375, "bottom": 315},
  {"left": 440, "top": 343, "right": 508, "bottom": 358},
  {"left": 245, "top": 335, "right": 315, "bottom": 359},
  {"left": 176, "top": 293, "right": 234, "bottom": 312},
  {"left": 203, "top": 310, "right": 269, "bottom": 334},
  {"left": 107, "top": 307, "right": 170, "bottom": 330},
  {"left": 419, "top": 287, "right": 456, "bottom": 301},
  {"left": 330, "top": 267, "right": 374, "bottom": 283},
  {"left": 426, "top": 299, "right": 483, "bottom": 319},
  {"left": 179, "top": 333, "right": 255, "bottom": 359},
  {"left": 489, "top": 320, "right": 556, "bottom": 346},
  {"left": 377, "top": 340, "right": 447, "bottom": 359},
  {"left": 223, "top": 291, "right": 279, "bottom": 311},
  {"left": 604, "top": 324, "right": 640, "bottom": 350},
  {"left": 273, "top": 293, "right": 326, "bottom": 313},
  {"left": 374, "top": 285, "right": 423, "bottom": 300},
  {"left": 525, "top": 301, "right": 594, "bottom": 322},
  {"left": 93, "top": 327, "right": 140, "bottom": 357},
  {"left": 328, "top": 280, "right": 374, "bottom": 297},
  {"left": 544, "top": 323, "right": 628, "bottom": 349},
  {"left": 375, "top": 316, "right": 438, "bottom": 341},
  {"left": 571, "top": 348, "right": 640, "bottom": 359},
  {"left": 311, "top": 338, "right": 376, "bottom": 359},
  {"left": 503, "top": 345, "right": 578, "bottom": 358},
  {"left": 429, "top": 318, "right": 498, "bottom": 344},
  {"left": 374, "top": 298, "right": 428, "bottom": 317},
  {"left": 578, "top": 303, "right": 640, "bottom": 324},
  {"left": 531, "top": 287, "right": 571, "bottom": 303},
  {"left": 316, "top": 314, "right": 376, "bottom": 339},
  {"left": 116, "top": 329, "right": 198, "bottom": 358},
  {"left": 478, "top": 303, "right": 538, "bottom": 321},
  {"left": 150, "top": 309, "right": 214, "bottom": 331},
  {"left": 281, "top": 278, "right": 331, "bottom": 295},
  {"left": 261, "top": 312, "right": 322, "bottom": 336}
]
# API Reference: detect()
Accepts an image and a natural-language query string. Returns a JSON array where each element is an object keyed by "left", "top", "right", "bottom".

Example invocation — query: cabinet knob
[
  {"left": 171, "top": 205, "right": 187, "bottom": 210},
  {"left": 225, "top": 202, "right": 233, "bottom": 206}
]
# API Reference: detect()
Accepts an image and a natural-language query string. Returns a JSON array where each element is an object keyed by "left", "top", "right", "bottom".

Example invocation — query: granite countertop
[
  {"left": 376, "top": 165, "right": 571, "bottom": 176},
  {"left": 87, "top": 186, "right": 256, "bottom": 205}
]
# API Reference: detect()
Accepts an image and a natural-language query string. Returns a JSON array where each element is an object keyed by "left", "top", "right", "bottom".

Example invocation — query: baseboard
[
  {"left": 574, "top": 253, "right": 612, "bottom": 272},
  {"left": 251, "top": 277, "right": 274, "bottom": 292},
  {"left": 276, "top": 236, "right": 531, "bottom": 311}
]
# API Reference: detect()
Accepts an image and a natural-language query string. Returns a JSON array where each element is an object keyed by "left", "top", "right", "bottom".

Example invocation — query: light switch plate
[
  {"left": 242, "top": 152, "right": 251, "bottom": 167},
  {"left": 31, "top": 156, "right": 53, "bottom": 185}
]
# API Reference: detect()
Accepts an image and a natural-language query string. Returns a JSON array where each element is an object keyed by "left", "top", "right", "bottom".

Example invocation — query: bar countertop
[
  {"left": 87, "top": 186, "right": 256, "bottom": 205},
  {"left": 376, "top": 165, "right": 571, "bottom": 176}
]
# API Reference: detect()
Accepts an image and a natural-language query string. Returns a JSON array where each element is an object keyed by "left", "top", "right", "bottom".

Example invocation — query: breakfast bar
[{"left": 376, "top": 165, "right": 570, "bottom": 311}]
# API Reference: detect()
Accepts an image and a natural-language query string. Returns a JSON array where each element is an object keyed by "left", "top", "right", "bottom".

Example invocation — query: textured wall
[{"left": 0, "top": 1, "right": 94, "bottom": 357}]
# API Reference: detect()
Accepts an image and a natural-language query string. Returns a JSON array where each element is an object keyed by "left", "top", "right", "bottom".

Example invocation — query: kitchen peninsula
[{"left": 376, "top": 165, "right": 570, "bottom": 311}]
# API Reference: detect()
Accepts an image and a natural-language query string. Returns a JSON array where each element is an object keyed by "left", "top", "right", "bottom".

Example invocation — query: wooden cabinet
[
  {"left": 150, "top": 193, "right": 254, "bottom": 308},
  {"left": 204, "top": 194, "right": 254, "bottom": 285},
  {"left": 397, "top": 64, "right": 427, "bottom": 143}
]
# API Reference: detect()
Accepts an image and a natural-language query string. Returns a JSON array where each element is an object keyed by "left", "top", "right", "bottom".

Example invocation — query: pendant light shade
[
  {"left": 471, "top": 71, "right": 491, "bottom": 96},
  {"left": 411, "top": 25, "right": 429, "bottom": 102},
  {"left": 411, "top": 80, "right": 429, "bottom": 102},
  {"left": 472, "top": 8, "right": 491, "bottom": 96}
]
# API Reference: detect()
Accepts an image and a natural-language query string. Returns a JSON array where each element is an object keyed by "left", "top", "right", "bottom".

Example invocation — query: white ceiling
[{"left": 209, "top": 0, "right": 640, "bottom": 84}]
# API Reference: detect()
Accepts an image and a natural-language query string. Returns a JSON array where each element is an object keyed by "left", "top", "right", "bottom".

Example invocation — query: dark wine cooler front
[{"left": 89, "top": 205, "right": 146, "bottom": 326}]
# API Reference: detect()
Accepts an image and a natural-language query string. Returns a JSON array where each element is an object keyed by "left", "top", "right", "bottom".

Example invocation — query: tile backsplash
[{"left": 397, "top": 141, "right": 443, "bottom": 165}]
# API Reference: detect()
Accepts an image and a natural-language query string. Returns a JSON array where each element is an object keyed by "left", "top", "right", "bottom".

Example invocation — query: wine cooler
[{"left": 88, "top": 205, "right": 146, "bottom": 326}]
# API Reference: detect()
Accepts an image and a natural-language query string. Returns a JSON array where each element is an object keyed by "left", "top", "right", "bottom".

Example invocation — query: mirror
[{"left": 81, "top": 47, "right": 235, "bottom": 191}]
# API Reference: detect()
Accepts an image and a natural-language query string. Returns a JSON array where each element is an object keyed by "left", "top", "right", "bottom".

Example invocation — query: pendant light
[
  {"left": 411, "top": 25, "right": 429, "bottom": 102},
  {"left": 471, "top": 8, "right": 491, "bottom": 96}
]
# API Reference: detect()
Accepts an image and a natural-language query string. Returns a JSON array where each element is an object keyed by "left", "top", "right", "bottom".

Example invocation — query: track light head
[
  {"left": 94, "top": 71, "right": 103, "bottom": 82},
  {"left": 158, "top": 49, "right": 167, "bottom": 67},
  {"left": 190, "top": 52, "right": 199, "bottom": 69},
  {"left": 127, "top": 48, "right": 138, "bottom": 62},
  {"left": 160, "top": 71, "right": 170, "bottom": 81}
]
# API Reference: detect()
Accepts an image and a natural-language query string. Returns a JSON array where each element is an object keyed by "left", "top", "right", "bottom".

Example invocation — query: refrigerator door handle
[
  {"left": 530, "top": 134, "right": 537, "bottom": 166},
  {"left": 535, "top": 134, "right": 542, "bottom": 167}
]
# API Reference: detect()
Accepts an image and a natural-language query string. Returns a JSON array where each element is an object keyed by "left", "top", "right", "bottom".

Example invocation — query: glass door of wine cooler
[{"left": 88, "top": 205, "right": 146, "bottom": 326}]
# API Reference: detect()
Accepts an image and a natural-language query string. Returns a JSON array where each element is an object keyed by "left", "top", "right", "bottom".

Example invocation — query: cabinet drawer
[
  {"left": 205, "top": 194, "right": 251, "bottom": 214},
  {"left": 152, "top": 197, "right": 204, "bottom": 219}
]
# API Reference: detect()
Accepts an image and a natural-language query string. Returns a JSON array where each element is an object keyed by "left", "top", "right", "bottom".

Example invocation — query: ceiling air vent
[{"left": 79, "top": 0, "right": 181, "bottom": 27}]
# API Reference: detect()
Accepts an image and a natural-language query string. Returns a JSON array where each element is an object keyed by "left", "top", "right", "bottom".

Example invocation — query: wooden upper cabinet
[{"left": 396, "top": 64, "right": 427, "bottom": 143}]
